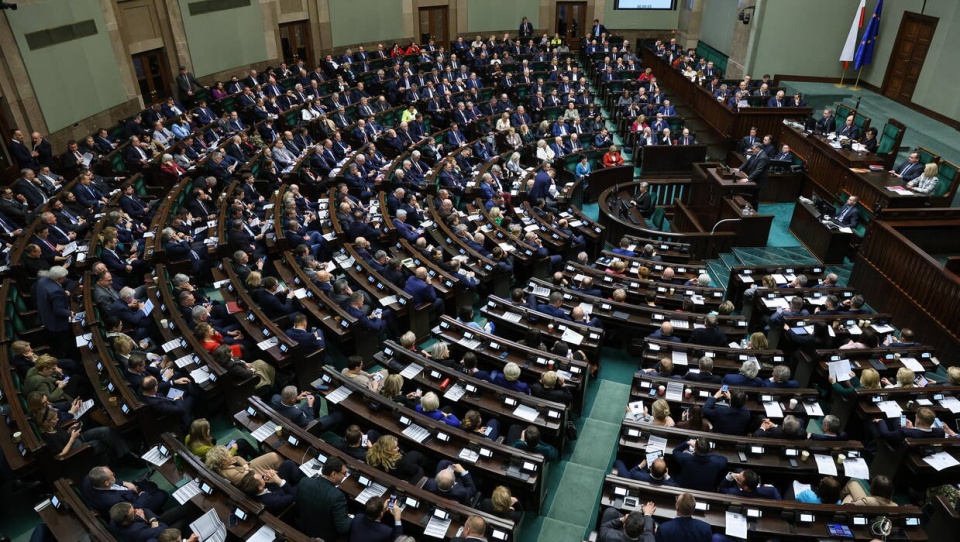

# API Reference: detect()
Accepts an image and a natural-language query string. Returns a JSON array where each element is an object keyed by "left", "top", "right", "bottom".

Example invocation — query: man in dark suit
[
  {"left": 687, "top": 315, "right": 728, "bottom": 347},
  {"left": 140, "top": 375, "right": 194, "bottom": 429},
  {"left": 404, "top": 267, "right": 444, "bottom": 319},
  {"left": 286, "top": 313, "right": 325, "bottom": 351},
  {"left": 237, "top": 470, "right": 297, "bottom": 514},
  {"left": 296, "top": 456, "right": 352, "bottom": 540},
  {"left": 684, "top": 357, "right": 723, "bottom": 384},
  {"left": 14, "top": 169, "right": 49, "bottom": 209},
  {"left": 35, "top": 266, "right": 73, "bottom": 357},
  {"left": 739, "top": 143, "right": 770, "bottom": 186},
  {"left": 393, "top": 208, "right": 423, "bottom": 243},
  {"left": 655, "top": 493, "right": 713, "bottom": 542},
  {"left": 837, "top": 115, "right": 861, "bottom": 140},
  {"left": 107, "top": 502, "right": 173, "bottom": 542},
  {"left": 835, "top": 195, "right": 860, "bottom": 228},
  {"left": 423, "top": 461, "right": 476, "bottom": 505},
  {"left": 8, "top": 129, "right": 38, "bottom": 170},
  {"left": 873, "top": 406, "right": 945, "bottom": 444},
  {"left": 597, "top": 506, "right": 656, "bottom": 542},
  {"left": 528, "top": 291, "right": 572, "bottom": 321},
  {"left": 703, "top": 388, "right": 750, "bottom": 435},
  {"left": 347, "top": 496, "right": 404, "bottom": 542},
  {"left": 590, "top": 19, "right": 608, "bottom": 38},
  {"left": 255, "top": 276, "right": 297, "bottom": 319},
  {"left": 671, "top": 438, "right": 728, "bottom": 492},
  {"left": 815, "top": 108, "right": 835, "bottom": 133},
  {"left": 647, "top": 322, "right": 682, "bottom": 343},
  {"left": 450, "top": 516, "right": 488, "bottom": 542},
  {"left": 82, "top": 466, "right": 169, "bottom": 516},
  {"left": 270, "top": 385, "right": 318, "bottom": 428},
  {"left": 890, "top": 151, "right": 923, "bottom": 182}
]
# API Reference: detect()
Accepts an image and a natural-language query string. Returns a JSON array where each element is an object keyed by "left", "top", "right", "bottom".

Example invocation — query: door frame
[
  {"left": 555, "top": 1, "right": 588, "bottom": 49},
  {"left": 131, "top": 49, "right": 173, "bottom": 105},
  {"left": 279, "top": 21, "right": 315, "bottom": 67},
  {"left": 880, "top": 11, "right": 938, "bottom": 104},
  {"left": 418, "top": 6, "right": 449, "bottom": 47}
]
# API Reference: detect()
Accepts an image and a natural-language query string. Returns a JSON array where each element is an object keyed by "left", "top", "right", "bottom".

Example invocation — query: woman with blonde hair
[
  {"left": 245, "top": 270, "right": 262, "bottom": 290},
  {"left": 488, "top": 206, "right": 503, "bottom": 226},
  {"left": 479, "top": 485, "right": 524, "bottom": 521},
  {"left": 204, "top": 444, "right": 291, "bottom": 485},
  {"left": 748, "top": 332, "right": 768, "bottom": 350},
  {"left": 186, "top": 418, "right": 258, "bottom": 460},
  {"left": 366, "top": 434, "right": 433, "bottom": 484},
  {"left": 535, "top": 139, "right": 555, "bottom": 163},
  {"left": 496, "top": 112, "right": 512, "bottom": 132},
  {"left": 906, "top": 162, "right": 940, "bottom": 195},
  {"left": 830, "top": 367, "right": 880, "bottom": 397},
  {"left": 650, "top": 398, "right": 676, "bottom": 427},
  {"left": 882, "top": 367, "right": 916, "bottom": 389},
  {"left": 505, "top": 127, "right": 522, "bottom": 149},
  {"left": 379, "top": 373, "right": 421, "bottom": 408},
  {"left": 505, "top": 152, "right": 524, "bottom": 178},
  {"left": 416, "top": 392, "right": 461, "bottom": 427},
  {"left": 519, "top": 123, "right": 535, "bottom": 144}
]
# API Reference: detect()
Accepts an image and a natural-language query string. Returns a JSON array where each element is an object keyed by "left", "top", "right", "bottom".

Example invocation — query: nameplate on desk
[
  {"left": 695, "top": 502, "right": 710, "bottom": 511},
  {"left": 746, "top": 509, "right": 762, "bottom": 518}
]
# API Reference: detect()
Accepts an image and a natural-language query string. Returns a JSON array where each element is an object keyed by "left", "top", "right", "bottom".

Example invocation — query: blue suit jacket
[
  {"left": 286, "top": 327, "right": 324, "bottom": 350},
  {"left": 348, "top": 514, "right": 403, "bottom": 542},
  {"left": 393, "top": 219, "right": 421, "bottom": 242},
  {"left": 403, "top": 276, "right": 436, "bottom": 306},
  {"left": 423, "top": 471, "right": 477, "bottom": 505},
  {"left": 529, "top": 171, "right": 552, "bottom": 201},
  {"left": 270, "top": 394, "right": 314, "bottom": 428},
  {"left": 702, "top": 396, "right": 750, "bottom": 435},
  {"left": 671, "top": 442, "right": 728, "bottom": 491},
  {"left": 255, "top": 289, "right": 296, "bottom": 319},
  {"left": 109, "top": 514, "right": 166, "bottom": 542},
  {"left": 36, "top": 277, "right": 71, "bottom": 332},
  {"left": 256, "top": 481, "right": 297, "bottom": 514},
  {"left": 345, "top": 305, "right": 386, "bottom": 333},
  {"left": 655, "top": 517, "right": 713, "bottom": 542}
]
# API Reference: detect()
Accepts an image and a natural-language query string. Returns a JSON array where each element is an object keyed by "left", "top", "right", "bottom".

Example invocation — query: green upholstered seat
[{"left": 650, "top": 207, "right": 666, "bottom": 230}]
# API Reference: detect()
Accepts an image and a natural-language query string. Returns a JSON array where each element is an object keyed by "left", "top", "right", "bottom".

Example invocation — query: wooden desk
[
  {"left": 780, "top": 125, "right": 927, "bottom": 211},
  {"left": 788, "top": 200, "right": 854, "bottom": 264},
  {"left": 688, "top": 163, "right": 759, "bottom": 220}
]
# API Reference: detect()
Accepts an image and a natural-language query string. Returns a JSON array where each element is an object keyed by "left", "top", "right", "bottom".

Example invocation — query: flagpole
[
  {"left": 851, "top": 67, "right": 864, "bottom": 91},
  {"left": 836, "top": 67, "right": 848, "bottom": 88}
]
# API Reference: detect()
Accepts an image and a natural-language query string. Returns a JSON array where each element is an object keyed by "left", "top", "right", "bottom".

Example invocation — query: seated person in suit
[
  {"left": 656, "top": 493, "right": 713, "bottom": 542},
  {"left": 841, "top": 474, "right": 897, "bottom": 507},
  {"left": 809, "top": 414, "right": 849, "bottom": 441},
  {"left": 236, "top": 469, "right": 298, "bottom": 515},
  {"left": 837, "top": 115, "right": 861, "bottom": 140},
  {"left": 906, "top": 162, "right": 940, "bottom": 195},
  {"left": 139, "top": 375, "right": 195, "bottom": 430},
  {"left": 767, "top": 296, "right": 809, "bottom": 330},
  {"left": 890, "top": 152, "right": 923, "bottom": 182},
  {"left": 753, "top": 414, "right": 807, "bottom": 440},
  {"left": 647, "top": 321, "right": 682, "bottom": 343},
  {"left": 834, "top": 194, "right": 860, "bottom": 228},
  {"left": 490, "top": 362, "right": 531, "bottom": 395},
  {"left": 270, "top": 385, "right": 319, "bottom": 429},
  {"left": 613, "top": 456, "right": 680, "bottom": 487},
  {"left": 722, "top": 359, "right": 764, "bottom": 387},
  {"left": 763, "top": 365, "right": 799, "bottom": 388},
  {"left": 255, "top": 276, "right": 297, "bottom": 319},
  {"left": 872, "top": 406, "right": 945, "bottom": 444},
  {"left": 108, "top": 501, "right": 194, "bottom": 542},
  {"left": 82, "top": 465, "right": 169, "bottom": 516},
  {"left": 346, "top": 496, "right": 404, "bottom": 542},
  {"left": 688, "top": 314, "right": 728, "bottom": 347},
  {"left": 531, "top": 370, "right": 573, "bottom": 405},
  {"left": 285, "top": 312, "right": 325, "bottom": 351},
  {"left": 527, "top": 291, "right": 571, "bottom": 321},
  {"left": 815, "top": 108, "right": 835, "bottom": 133},
  {"left": 684, "top": 356, "right": 723, "bottom": 384},
  {"left": 611, "top": 237, "right": 637, "bottom": 257},
  {"left": 703, "top": 388, "right": 750, "bottom": 435},
  {"left": 671, "top": 438, "right": 728, "bottom": 491},
  {"left": 423, "top": 461, "right": 477, "bottom": 505},
  {"left": 415, "top": 391, "right": 461, "bottom": 427},
  {"left": 633, "top": 181, "right": 654, "bottom": 218},
  {"left": 403, "top": 266, "right": 444, "bottom": 319},
  {"left": 720, "top": 469, "right": 783, "bottom": 500}
]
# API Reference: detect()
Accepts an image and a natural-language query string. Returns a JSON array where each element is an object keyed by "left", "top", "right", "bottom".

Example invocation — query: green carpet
[{"left": 758, "top": 203, "right": 802, "bottom": 247}]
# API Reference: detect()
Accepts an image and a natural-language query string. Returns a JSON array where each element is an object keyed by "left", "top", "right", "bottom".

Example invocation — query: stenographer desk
[{"left": 788, "top": 200, "right": 854, "bottom": 264}]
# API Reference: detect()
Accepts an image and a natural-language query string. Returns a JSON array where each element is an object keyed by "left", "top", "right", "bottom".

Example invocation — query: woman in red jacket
[
  {"left": 602, "top": 145, "right": 624, "bottom": 168},
  {"left": 195, "top": 322, "right": 242, "bottom": 358}
]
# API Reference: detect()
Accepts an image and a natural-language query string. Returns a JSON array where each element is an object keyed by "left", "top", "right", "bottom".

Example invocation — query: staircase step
[
  {"left": 731, "top": 246, "right": 819, "bottom": 266},
  {"left": 705, "top": 259, "right": 731, "bottom": 290},
  {"left": 719, "top": 252, "right": 741, "bottom": 269}
]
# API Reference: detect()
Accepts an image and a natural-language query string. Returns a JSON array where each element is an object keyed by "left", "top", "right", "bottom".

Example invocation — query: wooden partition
[{"left": 849, "top": 210, "right": 960, "bottom": 360}]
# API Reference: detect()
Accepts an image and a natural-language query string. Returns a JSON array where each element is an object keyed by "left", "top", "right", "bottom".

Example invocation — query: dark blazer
[
  {"left": 345, "top": 305, "right": 386, "bottom": 333},
  {"left": 286, "top": 327, "right": 324, "bottom": 350},
  {"left": 270, "top": 394, "right": 314, "bottom": 428},
  {"left": 141, "top": 393, "right": 193, "bottom": 427},
  {"left": 684, "top": 371, "right": 722, "bottom": 384},
  {"left": 255, "top": 289, "right": 296, "bottom": 319},
  {"left": 348, "top": 514, "right": 403, "bottom": 542},
  {"left": 655, "top": 516, "right": 713, "bottom": 542},
  {"left": 423, "top": 470, "right": 477, "bottom": 505},
  {"left": 36, "top": 277, "right": 71, "bottom": 332},
  {"left": 635, "top": 192, "right": 654, "bottom": 217},
  {"left": 743, "top": 151, "right": 770, "bottom": 183},
  {"left": 670, "top": 442, "right": 728, "bottom": 491},
  {"left": 687, "top": 327, "right": 728, "bottom": 347},
  {"left": 835, "top": 203, "right": 860, "bottom": 228},
  {"left": 109, "top": 514, "right": 167, "bottom": 542},
  {"left": 403, "top": 276, "right": 436, "bottom": 306},
  {"left": 296, "top": 476, "right": 352, "bottom": 540},
  {"left": 81, "top": 477, "right": 168, "bottom": 516},
  {"left": 702, "top": 396, "right": 750, "bottom": 435},
  {"left": 255, "top": 481, "right": 297, "bottom": 514}
]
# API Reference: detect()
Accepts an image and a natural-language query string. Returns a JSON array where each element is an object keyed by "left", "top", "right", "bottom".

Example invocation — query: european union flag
[{"left": 854, "top": 0, "right": 884, "bottom": 69}]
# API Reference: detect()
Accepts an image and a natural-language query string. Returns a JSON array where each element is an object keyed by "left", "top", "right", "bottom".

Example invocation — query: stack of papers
[
  {"left": 671, "top": 351, "right": 688, "bottom": 366},
  {"left": 513, "top": 404, "right": 539, "bottom": 422},
  {"left": 424, "top": 514, "right": 452, "bottom": 539},
  {"left": 877, "top": 400, "right": 903, "bottom": 418},
  {"left": 400, "top": 363, "right": 423, "bottom": 379},
  {"left": 75, "top": 399, "right": 95, "bottom": 418},
  {"left": 803, "top": 402, "right": 824, "bottom": 417},
  {"left": 725, "top": 511, "right": 748, "bottom": 539},
  {"left": 561, "top": 328, "right": 584, "bottom": 345},
  {"left": 444, "top": 384, "right": 467, "bottom": 402},
  {"left": 190, "top": 507, "right": 227, "bottom": 541},
  {"left": 458, "top": 448, "right": 480, "bottom": 463},
  {"left": 379, "top": 295, "right": 398, "bottom": 306},
  {"left": 173, "top": 479, "right": 201, "bottom": 505},
  {"left": 814, "top": 454, "right": 838, "bottom": 476},
  {"left": 141, "top": 446, "right": 171, "bottom": 467},
  {"left": 900, "top": 357, "right": 924, "bottom": 372},
  {"left": 190, "top": 366, "right": 211, "bottom": 385},
  {"left": 356, "top": 482, "right": 388, "bottom": 504},
  {"left": 458, "top": 337, "right": 481, "bottom": 350},
  {"left": 299, "top": 458, "right": 323, "bottom": 477},
  {"left": 501, "top": 312, "right": 523, "bottom": 323},
  {"left": 251, "top": 421, "right": 278, "bottom": 442},
  {"left": 763, "top": 401, "right": 784, "bottom": 419},
  {"left": 669, "top": 319, "right": 690, "bottom": 329},
  {"left": 325, "top": 387, "right": 353, "bottom": 405},
  {"left": 938, "top": 397, "right": 960, "bottom": 413},
  {"left": 665, "top": 382, "right": 685, "bottom": 402},
  {"left": 247, "top": 526, "right": 277, "bottom": 542},
  {"left": 257, "top": 337, "right": 279, "bottom": 350},
  {"left": 402, "top": 424, "right": 431, "bottom": 443},
  {"left": 843, "top": 457, "right": 870, "bottom": 479}
]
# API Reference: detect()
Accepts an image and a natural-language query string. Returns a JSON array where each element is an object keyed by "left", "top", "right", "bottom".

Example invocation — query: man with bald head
[
  {"left": 647, "top": 321, "right": 681, "bottom": 343},
  {"left": 403, "top": 266, "right": 444, "bottom": 320}
]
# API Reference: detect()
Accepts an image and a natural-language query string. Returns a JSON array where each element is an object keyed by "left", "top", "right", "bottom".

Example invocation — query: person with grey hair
[
  {"left": 688, "top": 314, "right": 728, "bottom": 347},
  {"left": 810, "top": 414, "right": 848, "bottom": 440},
  {"left": 423, "top": 461, "right": 477, "bottom": 505},
  {"left": 109, "top": 286, "right": 155, "bottom": 341},
  {"left": 754, "top": 414, "right": 807, "bottom": 440},
  {"left": 685, "top": 356, "right": 722, "bottom": 384},
  {"left": 393, "top": 208, "right": 424, "bottom": 242},
  {"left": 767, "top": 295, "right": 809, "bottom": 331},
  {"left": 763, "top": 364, "right": 799, "bottom": 388},
  {"left": 633, "top": 181, "right": 654, "bottom": 217},
  {"left": 685, "top": 273, "right": 712, "bottom": 287},
  {"left": 36, "top": 266, "right": 74, "bottom": 357},
  {"left": 816, "top": 272, "right": 839, "bottom": 288},
  {"left": 722, "top": 358, "right": 763, "bottom": 387}
]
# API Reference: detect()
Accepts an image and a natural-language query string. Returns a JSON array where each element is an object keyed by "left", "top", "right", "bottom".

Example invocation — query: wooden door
[
  {"left": 419, "top": 6, "right": 448, "bottom": 47},
  {"left": 882, "top": 12, "right": 937, "bottom": 103},
  {"left": 279, "top": 21, "right": 314, "bottom": 67},
  {"left": 131, "top": 49, "right": 173, "bottom": 105},
  {"left": 556, "top": 2, "right": 587, "bottom": 51},
  {"left": 0, "top": 96, "right": 14, "bottom": 182}
]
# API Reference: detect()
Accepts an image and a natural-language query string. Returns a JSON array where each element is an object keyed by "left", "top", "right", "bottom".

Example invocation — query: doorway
[
  {"left": 555, "top": 2, "right": 587, "bottom": 51},
  {"left": 0, "top": 96, "right": 14, "bottom": 181},
  {"left": 279, "top": 21, "right": 314, "bottom": 67},
  {"left": 419, "top": 6, "right": 448, "bottom": 47},
  {"left": 131, "top": 49, "right": 173, "bottom": 105},
  {"left": 881, "top": 12, "right": 938, "bottom": 104}
]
